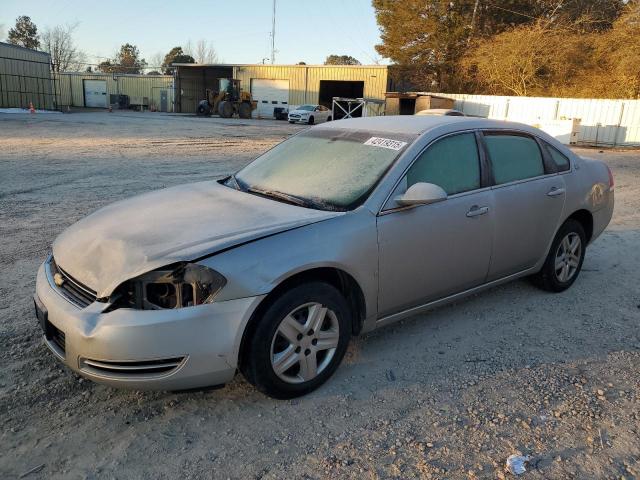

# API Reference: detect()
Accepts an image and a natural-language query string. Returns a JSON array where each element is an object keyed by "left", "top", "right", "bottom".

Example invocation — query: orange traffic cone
[{"left": 29, "top": 102, "right": 35, "bottom": 114}]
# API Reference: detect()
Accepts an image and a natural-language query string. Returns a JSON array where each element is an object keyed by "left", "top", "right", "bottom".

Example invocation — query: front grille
[
  {"left": 79, "top": 357, "right": 185, "bottom": 378},
  {"left": 45, "top": 319, "right": 65, "bottom": 356},
  {"left": 49, "top": 258, "right": 97, "bottom": 308}
]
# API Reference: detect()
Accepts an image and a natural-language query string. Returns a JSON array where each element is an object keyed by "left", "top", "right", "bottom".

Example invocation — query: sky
[{"left": 1, "top": 0, "right": 386, "bottom": 67}]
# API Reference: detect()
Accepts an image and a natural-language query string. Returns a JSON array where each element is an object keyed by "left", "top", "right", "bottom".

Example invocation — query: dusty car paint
[
  {"left": 36, "top": 116, "right": 614, "bottom": 391},
  {"left": 53, "top": 181, "right": 342, "bottom": 298}
]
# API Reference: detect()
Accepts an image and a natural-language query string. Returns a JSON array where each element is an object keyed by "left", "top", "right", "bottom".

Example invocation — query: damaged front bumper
[{"left": 34, "top": 258, "right": 265, "bottom": 390}]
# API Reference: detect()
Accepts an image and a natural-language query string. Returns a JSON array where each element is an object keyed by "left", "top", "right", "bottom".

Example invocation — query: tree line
[
  {"left": 375, "top": 0, "right": 640, "bottom": 98},
  {"left": 4, "top": 16, "right": 218, "bottom": 75},
  {"left": 4, "top": 15, "right": 361, "bottom": 74}
]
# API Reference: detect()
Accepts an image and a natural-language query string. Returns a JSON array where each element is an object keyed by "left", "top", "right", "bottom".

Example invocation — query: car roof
[{"left": 316, "top": 115, "right": 539, "bottom": 136}]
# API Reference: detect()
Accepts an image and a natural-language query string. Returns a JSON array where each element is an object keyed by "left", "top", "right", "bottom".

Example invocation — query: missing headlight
[
  {"left": 146, "top": 282, "right": 177, "bottom": 309},
  {"left": 107, "top": 263, "right": 226, "bottom": 311}
]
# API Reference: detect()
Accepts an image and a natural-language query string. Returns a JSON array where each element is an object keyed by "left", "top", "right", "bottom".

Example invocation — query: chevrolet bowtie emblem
[{"left": 53, "top": 272, "right": 65, "bottom": 287}]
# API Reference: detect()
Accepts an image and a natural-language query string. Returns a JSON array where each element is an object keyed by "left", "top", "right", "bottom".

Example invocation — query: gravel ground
[{"left": 1, "top": 111, "right": 639, "bottom": 480}]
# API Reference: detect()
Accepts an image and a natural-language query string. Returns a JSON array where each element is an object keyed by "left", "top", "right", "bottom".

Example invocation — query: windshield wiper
[{"left": 247, "top": 187, "right": 332, "bottom": 210}]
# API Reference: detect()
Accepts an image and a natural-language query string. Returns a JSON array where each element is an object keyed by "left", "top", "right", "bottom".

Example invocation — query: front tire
[
  {"left": 218, "top": 100, "right": 233, "bottom": 118},
  {"left": 241, "top": 282, "right": 351, "bottom": 399},
  {"left": 532, "top": 219, "right": 586, "bottom": 292},
  {"left": 196, "top": 100, "right": 211, "bottom": 116},
  {"left": 308, "top": 116, "right": 314, "bottom": 125}
]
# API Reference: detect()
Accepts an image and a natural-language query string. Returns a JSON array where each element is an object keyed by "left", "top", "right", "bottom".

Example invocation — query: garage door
[
  {"left": 84, "top": 80, "right": 107, "bottom": 108},
  {"left": 251, "top": 79, "right": 289, "bottom": 118}
]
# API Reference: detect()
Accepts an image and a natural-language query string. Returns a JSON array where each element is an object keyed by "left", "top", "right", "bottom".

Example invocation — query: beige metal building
[
  {"left": 0, "top": 41, "right": 55, "bottom": 110},
  {"left": 173, "top": 64, "right": 389, "bottom": 117},
  {"left": 13, "top": 63, "right": 389, "bottom": 115},
  {"left": 55, "top": 72, "right": 174, "bottom": 111}
]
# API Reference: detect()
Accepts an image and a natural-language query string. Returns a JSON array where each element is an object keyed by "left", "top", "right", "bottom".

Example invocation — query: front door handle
[
  {"left": 466, "top": 205, "right": 489, "bottom": 218},
  {"left": 547, "top": 187, "right": 566, "bottom": 197}
]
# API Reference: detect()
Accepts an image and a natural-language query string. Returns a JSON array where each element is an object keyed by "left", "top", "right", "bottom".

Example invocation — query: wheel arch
[
  {"left": 238, "top": 267, "right": 366, "bottom": 370},
  {"left": 565, "top": 209, "right": 594, "bottom": 243}
]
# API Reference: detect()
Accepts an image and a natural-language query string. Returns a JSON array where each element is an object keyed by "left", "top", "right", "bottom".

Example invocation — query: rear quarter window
[{"left": 547, "top": 144, "right": 571, "bottom": 172}]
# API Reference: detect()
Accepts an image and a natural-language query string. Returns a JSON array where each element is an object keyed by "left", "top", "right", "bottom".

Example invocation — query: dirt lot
[{"left": 1, "top": 111, "right": 639, "bottom": 480}]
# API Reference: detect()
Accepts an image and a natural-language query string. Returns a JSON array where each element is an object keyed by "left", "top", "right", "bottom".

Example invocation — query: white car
[
  {"left": 416, "top": 108, "right": 465, "bottom": 116},
  {"left": 288, "top": 104, "right": 332, "bottom": 124}
]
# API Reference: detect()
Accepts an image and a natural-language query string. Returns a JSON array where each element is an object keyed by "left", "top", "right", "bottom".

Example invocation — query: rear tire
[
  {"left": 531, "top": 219, "right": 586, "bottom": 292},
  {"left": 238, "top": 102, "right": 252, "bottom": 119},
  {"left": 218, "top": 100, "right": 233, "bottom": 118},
  {"left": 241, "top": 282, "right": 351, "bottom": 399},
  {"left": 327, "top": 116, "right": 332, "bottom": 122}
]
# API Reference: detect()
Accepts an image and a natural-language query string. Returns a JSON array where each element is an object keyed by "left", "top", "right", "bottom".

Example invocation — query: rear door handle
[
  {"left": 547, "top": 187, "right": 566, "bottom": 197},
  {"left": 466, "top": 205, "right": 489, "bottom": 218}
]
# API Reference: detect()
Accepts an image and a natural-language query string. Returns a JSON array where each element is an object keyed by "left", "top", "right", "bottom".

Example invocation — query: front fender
[{"left": 200, "top": 208, "right": 379, "bottom": 324}]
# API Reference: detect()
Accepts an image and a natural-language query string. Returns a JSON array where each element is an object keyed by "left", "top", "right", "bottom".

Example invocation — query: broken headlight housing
[{"left": 108, "top": 263, "right": 226, "bottom": 310}]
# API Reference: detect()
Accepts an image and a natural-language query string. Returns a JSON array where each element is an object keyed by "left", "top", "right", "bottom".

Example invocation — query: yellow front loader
[{"left": 196, "top": 78, "right": 256, "bottom": 119}]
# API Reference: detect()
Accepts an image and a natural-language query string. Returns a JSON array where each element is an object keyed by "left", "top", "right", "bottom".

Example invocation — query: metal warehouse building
[
  {"left": 173, "top": 64, "right": 388, "bottom": 117},
  {"left": 0, "top": 41, "right": 55, "bottom": 110},
  {"left": 54, "top": 72, "right": 174, "bottom": 111}
]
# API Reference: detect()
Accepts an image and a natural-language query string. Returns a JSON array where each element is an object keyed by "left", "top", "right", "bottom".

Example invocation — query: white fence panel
[
  {"left": 452, "top": 94, "right": 509, "bottom": 119},
  {"left": 557, "top": 99, "right": 622, "bottom": 145},
  {"left": 507, "top": 97, "right": 558, "bottom": 123},
  {"left": 619, "top": 101, "right": 640, "bottom": 146},
  {"left": 434, "top": 92, "right": 640, "bottom": 146}
]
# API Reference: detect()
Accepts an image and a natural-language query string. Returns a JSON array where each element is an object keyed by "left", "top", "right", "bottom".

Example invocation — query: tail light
[{"left": 606, "top": 165, "right": 614, "bottom": 191}]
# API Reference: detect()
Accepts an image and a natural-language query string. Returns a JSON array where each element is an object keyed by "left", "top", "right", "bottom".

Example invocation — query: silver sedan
[{"left": 34, "top": 116, "right": 614, "bottom": 398}]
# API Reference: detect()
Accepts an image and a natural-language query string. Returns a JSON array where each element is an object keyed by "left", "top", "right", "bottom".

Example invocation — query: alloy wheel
[
  {"left": 270, "top": 302, "right": 340, "bottom": 384},
  {"left": 554, "top": 232, "right": 582, "bottom": 282}
]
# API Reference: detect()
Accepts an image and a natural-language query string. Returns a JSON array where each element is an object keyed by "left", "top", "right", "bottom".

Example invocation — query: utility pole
[{"left": 270, "top": 0, "right": 277, "bottom": 64}]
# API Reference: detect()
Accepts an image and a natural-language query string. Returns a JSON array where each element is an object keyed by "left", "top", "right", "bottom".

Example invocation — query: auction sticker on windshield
[{"left": 364, "top": 137, "right": 408, "bottom": 151}]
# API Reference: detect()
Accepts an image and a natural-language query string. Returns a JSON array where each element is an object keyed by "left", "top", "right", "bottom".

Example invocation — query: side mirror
[{"left": 394, "top": 182, "right": 447, "bottom": 207}]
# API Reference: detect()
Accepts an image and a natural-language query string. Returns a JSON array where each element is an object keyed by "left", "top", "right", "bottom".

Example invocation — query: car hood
[
  {"left": 52, "top": 180, "right": 341, "bottom": 298},
  {"left": 290, "top": 109, "right": 311, "bottom": 115}
]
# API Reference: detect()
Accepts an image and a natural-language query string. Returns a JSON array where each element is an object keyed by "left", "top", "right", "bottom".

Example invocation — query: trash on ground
[
  {"left": 19, "top": 464, "right": 45, "bottom": 478},
  {"left": 505, "top": 454, "right": 530, "bottom": 475}
]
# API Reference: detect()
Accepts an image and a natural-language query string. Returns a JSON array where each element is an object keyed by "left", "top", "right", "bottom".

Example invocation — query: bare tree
[
  {"left": 183, "top": 39, "right": 193, "bottom": 57},
  {"left": 194, "top": 39, "right": 219, "bottom": 64},
  {"left": 148, "top": 52, "right": 164, "bottom": 73},
  {"left": 41, "top": 23, "right": 87, "bottom": 72}
]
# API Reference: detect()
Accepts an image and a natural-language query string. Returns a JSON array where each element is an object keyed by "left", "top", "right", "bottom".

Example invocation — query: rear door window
[
  {"left": 484, "top": 133, "right": 545, "bottom": 184},
  {"left": 406, "top": 132, "right": 481, "bottom": 195}
]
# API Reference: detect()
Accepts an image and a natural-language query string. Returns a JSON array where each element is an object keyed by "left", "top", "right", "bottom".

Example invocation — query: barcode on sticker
[{"left": 364, "top": 137, "right": 407, "bottom": 151}]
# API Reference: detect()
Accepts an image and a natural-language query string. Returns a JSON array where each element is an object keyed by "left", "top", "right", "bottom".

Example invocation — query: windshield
[
  {"left": 233, "top": 129, "right": 415, "bottom": 210},
  {"left": 296, "top": 105, "right": 315, "bottom": 111}
]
